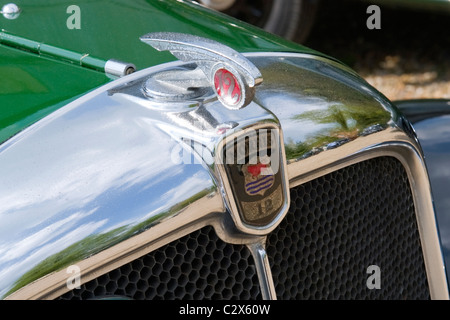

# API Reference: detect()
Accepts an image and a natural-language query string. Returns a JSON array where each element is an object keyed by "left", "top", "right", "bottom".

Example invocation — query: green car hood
[{"left": 0, "top": 0, "right": 322, "bottom": 145}]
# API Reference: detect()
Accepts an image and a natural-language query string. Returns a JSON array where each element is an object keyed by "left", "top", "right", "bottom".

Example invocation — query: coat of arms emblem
[
  {"left": 243, "top": 158, "right": 274, "bottom": 197},
  {"left": 218, "top": 126, "right": 289, "bottom": 234}
]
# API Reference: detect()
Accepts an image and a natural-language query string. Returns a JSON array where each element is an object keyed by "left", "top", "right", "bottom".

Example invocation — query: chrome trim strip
[
  {"left": 7, "top": 194, "right": 225, "bottom": 300},
  {"left": 8, "top": 142, "right": 445, "bottom": 300},
  {"left": 289, "top": 139, "right": 449, "bottom": 300},
  {"left": 2, "top": 51, "right": 448, "bottom": 300},
  {"left": 248, "top": 241, "right": 277, "bottom": 300}
]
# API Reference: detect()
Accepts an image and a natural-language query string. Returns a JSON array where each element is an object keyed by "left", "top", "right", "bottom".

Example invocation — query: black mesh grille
[
  {"left": 266, "top": 156, "right": 430, "bottom": 299},
  {"left": 58, "top": 156, "right": 430, "bottom": 300},
  {"left": 58, "top": 226, "right": 261, "bottom": 300}
]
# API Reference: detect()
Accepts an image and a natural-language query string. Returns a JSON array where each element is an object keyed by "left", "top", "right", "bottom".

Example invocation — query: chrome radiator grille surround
[
  {"left": 58, "top": 226, "right": 262, "bottom": 300},
  {"left": 267, "top": 156, "right": 430, "bottom": 299},
  {"left": 2, "top": 52, "right": 446, "bottom": 301},
  {"left": 58, "top": 156, "right": 430, "bottom": 300}
]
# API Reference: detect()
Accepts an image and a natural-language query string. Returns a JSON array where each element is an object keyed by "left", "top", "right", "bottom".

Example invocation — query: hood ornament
[{"left": 140, "top": 32, "right": 263, "bottom": 110}]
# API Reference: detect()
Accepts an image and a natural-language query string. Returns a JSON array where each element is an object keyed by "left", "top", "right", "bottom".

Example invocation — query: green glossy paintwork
[
  {"left": 0, "top": 45, "right": 111, "bottom": 143},
  {"left": 1, "top": 0, "right": 319, "bottom": 68},
  {"left": 0, "top": 0, "right": 322, "bottom": 145}
]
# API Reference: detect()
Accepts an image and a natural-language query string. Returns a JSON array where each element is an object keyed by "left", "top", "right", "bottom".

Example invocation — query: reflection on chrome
[{"left": 1, "top": 52, "right": 447, "bottom": 299}]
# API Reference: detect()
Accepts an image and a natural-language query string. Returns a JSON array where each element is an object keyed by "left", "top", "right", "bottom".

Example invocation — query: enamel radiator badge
[{"left": 218, "top": 124, "right": 290, "bottom": 235}]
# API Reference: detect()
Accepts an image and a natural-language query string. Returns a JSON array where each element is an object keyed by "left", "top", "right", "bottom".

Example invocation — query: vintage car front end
[{"left": 0, "top": 0, "right": 448, "bottom": 300}]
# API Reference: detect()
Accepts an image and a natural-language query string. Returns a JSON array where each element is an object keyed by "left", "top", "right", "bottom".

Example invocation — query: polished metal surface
[
  {"left": 1, "top": 3, "right": 21, "bottom": 20},
  {"left": 141, "top": 32, "right": 263, "bottom": 110},
  {"left": 104, "top": 59, "right": 136, "bottom": 78},
  {"left": 248, "top": 241, "right": 277, "bottom": 300},
  {"left": 397, "top": 99, "right": 450, "bottom": 290},
  {"left": 143, "top": 67, "right": 212, "bottom": 102},
  {"left": 1, "top": 52, "right": 447, "bottom": 299},
  {"left": 199, "top": 0, "right": 236, "bottom": 11}
]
